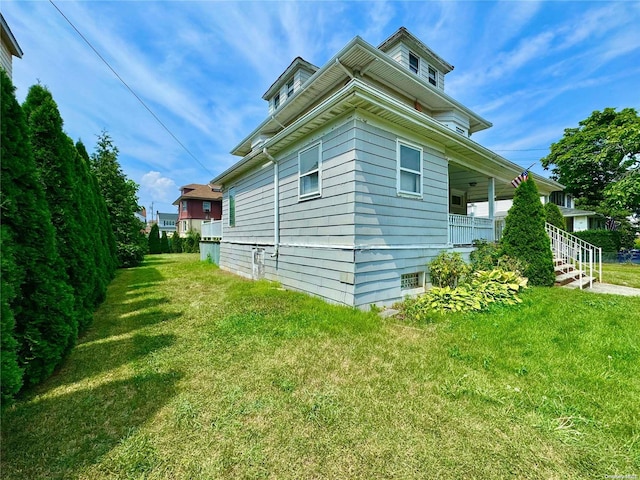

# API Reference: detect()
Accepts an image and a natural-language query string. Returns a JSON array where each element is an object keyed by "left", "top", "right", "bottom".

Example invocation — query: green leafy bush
[
  {"left": 398, "top": 268, "right": 528, "bottom": 320},
  {"left": 544, "top": 202, "right": 566, "bottom": 230},
  {"left": 469, "top": 240, "right": 500, "bottom": 272},
  {"left": 573, "top": 230, "right": 621, "bottom": 252},
  {"left": 428, "top": 251, "right": 470, "bottom": 288}
]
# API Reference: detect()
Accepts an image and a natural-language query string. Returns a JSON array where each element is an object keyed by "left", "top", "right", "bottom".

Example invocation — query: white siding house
[
  {"left": 212, "top": 27, "right": 563, "bottom": 308},
  {"left": 1, "top": 13, "right": 23, "bottom": 78}
]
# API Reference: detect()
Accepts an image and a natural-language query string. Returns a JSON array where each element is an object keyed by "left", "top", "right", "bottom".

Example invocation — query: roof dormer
[
  {"left": 263, "top": 57, "right": 318, "bottom": 115},
  {"left": 378, "top": 27, "right": 453, "bottom": 92}
]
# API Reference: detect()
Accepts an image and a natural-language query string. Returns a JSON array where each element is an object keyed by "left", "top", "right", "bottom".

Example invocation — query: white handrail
[{"left": 545, "top": 222, "right": 602, "bottom": 288}]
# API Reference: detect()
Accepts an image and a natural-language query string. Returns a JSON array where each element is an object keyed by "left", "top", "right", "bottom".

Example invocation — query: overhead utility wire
[{"left": 49, "top": 0, "right": 213, "bottom": 177}]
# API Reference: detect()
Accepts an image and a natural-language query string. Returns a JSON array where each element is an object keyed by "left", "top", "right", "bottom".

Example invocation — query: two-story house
[
  {"left": 156, "top": 212, "right": 179, "bottom": 236},
  {"left": 172, "top": 184, "right": 222, "bottom": 237},
  {"left": 211, "top": 27, "right": 563, "bottom": 308}
]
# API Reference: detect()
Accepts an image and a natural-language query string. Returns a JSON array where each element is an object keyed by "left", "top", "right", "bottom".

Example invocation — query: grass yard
[
  {"left": 602, "top": 262, "right": 640, "bottom": 288},
  {"left": 2, "top": 254, "right": 639, "bottom": 479}
]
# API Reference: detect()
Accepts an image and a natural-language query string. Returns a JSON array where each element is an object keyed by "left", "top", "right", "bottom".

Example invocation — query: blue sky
[{"left": 4, "top": 1, "right": 640, "bottom": 216}]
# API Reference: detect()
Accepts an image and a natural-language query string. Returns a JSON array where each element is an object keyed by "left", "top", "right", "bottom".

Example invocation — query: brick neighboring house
[{"left": 172, "top": 184, "right": 222, "bottom": 237}]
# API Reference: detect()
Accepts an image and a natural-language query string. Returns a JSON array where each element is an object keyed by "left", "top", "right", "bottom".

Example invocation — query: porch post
[{"left": 488, "top": 177, "right": 495, "bottom": 219}]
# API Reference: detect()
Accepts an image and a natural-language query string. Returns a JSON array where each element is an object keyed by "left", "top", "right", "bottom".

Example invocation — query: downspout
[{"left": 263, "top": 147, "right": 279, "bottom": 257}]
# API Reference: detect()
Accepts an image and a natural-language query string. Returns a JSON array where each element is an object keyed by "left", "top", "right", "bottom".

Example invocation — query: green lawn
[
  {"left": 603, "top": 262, "right": 640, "bottom": 288},
  {"left": 2, "top": 254, "right": 639, "bottom": 479}
]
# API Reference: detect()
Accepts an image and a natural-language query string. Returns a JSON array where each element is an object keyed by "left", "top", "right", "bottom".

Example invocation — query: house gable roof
[
  {"left": 377, "top": 26, "right": 454, "bottom": 74},
  {"left": 1, "top": 14, "right": 23, "bottom": 58},
  {"left": 228, "top": 33, "right": 492, "bottom": 159},
  {"left": 262, "top": 56, "right": 319, "bottom": 100},
  {"left": 172, "top": 184, "right": 222, "bottom": 205}
]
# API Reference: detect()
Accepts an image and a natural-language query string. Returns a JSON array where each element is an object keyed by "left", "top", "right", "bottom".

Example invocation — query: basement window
[{"left": 401, "top": 272, "right": 421, "bottom": 290}]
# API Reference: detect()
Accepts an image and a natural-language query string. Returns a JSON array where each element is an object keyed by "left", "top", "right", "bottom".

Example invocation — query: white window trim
[
  {"left": 396, "top": 139, "right": 423, "bottom": 198},
  {"left": 409, "top": 51, "right": 420, "bottom": 74},
  {"left": 298, "top": 141, "right": 322, "bottom": 201},
  {"left": 428, "top": 65, "right": 438, "bottom": 87},
  {"left": 203, "top": 200, "right": 211, "bottom": 212}
]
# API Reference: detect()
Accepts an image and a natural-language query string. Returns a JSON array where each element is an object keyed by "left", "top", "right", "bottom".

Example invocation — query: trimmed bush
[
  {"left": 500, "top": 177, "right": 555, "bottom": 286},
  {"left": 428, "top": 251, "right": 470, "bottom": 288},
  {"left": 469, "top": 240, "right": 500, "bottom": 272},
  {"left": 160, "top": 231, "right": 170, "bottom": 253},
  {"left": 148, "top": 223, "right": 161, "bottom": 254},
  {"left": 544, "top": 202, "right": 566, "bottom": 230},
  {"left": 573, "top": 230, "right": 621, "bottom": 253}
]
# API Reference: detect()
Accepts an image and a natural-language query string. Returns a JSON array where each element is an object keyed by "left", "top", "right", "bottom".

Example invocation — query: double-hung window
[
  {"left": 397, "top": 140, "right": 423, "bottom": 197},
  {"left": 181, "top": 200, "right": 187, "bottom": 212},
  {"left": 428, "top": 66, "right": 438, "bottom": 86},
  {"left": 274, "top": 93, "right": 280, "bottom": 109},
  {"left": 286, "top": 79, "right": 294, "bottom": 98},
  {"left": 203, "top": 201, "right": 211, "bottom": 212},
  {"left": 299, "top": 142, "right": 321, "bottom": 200},
  {"left": 409, "top": 52, "right": 420, "bottom": 74}
]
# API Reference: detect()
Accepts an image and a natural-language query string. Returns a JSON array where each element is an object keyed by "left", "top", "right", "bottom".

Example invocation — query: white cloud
[{"left": 140, "top": 171, "right": 177, "bottom": 204}]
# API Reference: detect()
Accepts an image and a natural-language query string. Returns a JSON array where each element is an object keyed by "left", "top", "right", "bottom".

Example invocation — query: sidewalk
[{"left": 564, "top": 282, "right": 640, "bottom": 296}]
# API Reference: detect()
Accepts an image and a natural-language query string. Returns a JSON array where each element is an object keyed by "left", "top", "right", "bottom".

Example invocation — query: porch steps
[{"left": 553, "top": 257, "right": 596, "bottom": 289}]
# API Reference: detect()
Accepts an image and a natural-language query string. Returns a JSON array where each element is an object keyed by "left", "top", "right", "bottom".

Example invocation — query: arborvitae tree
[
  {"left": 160, "top": 231, "right": 170, "bottom": 253},
  {"left": 90, "top": 131, "right": 146, "bottom": 268},
  {"left": 544, "top": 202, "right": 566, "bottom": 231},
  {"left": 500, "top": 177, "right": 555, "bottom": 286},
  {"left": 77, "top": 139, "right": 117, "bottom": 286},
  {"left": 1, "top": 226, "right": 23, "bottom": 402},
  {"left": 184, "top": 230, "right": 201, "bottom": 253},
  {"left": 148, "top": 223, "right": 161, "bottom": 254},
  {"left": 172, "top": 234, "right": 183, "bottom": 253},
  {"left": 23, "top": 84, "right": 95, "bottom": 331},
  {"left": 0, "top": 70, "right": 76, "bottom": 388}
]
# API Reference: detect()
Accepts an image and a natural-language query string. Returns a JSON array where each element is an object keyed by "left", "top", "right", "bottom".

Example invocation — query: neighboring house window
[
  {"left": 409, "top": 52, "right": 419, "bottom": 74},
  {"left": 286, "top": 79, "right": 294, "bottom": 97},
  {"left": 203, "top": 201, "right": 211, "bottom": 212},
  {"left": 181, "top": 200, "right": 187, "bottom": 212},
  {"left": 299, "top": 142, "right": 322, "bottom": 199},
  {"left": 274, "top": 93, "right": 280, "bottom": 109},
  {"left": 428, "top": 66, "right": 438, "bottom": 86},
  {"left": 182, "top": 220, "right": 187, "bottom": 232},
  {"left": 229, "top": 187, "right": 236, "bottom": 227},
  {"left": 397, "top": 140, "right": 423, "bottom": 196}
]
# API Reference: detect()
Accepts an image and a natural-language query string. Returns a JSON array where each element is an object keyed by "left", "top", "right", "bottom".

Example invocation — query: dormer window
[
  {"left": 286, "top": 79, "right": 294, "bottom": 97},
  {"left": 409, "top": 52, "right": 419, "bottom": 74},
  {"left": 428, "top": 66, "right": 437, "bottom": 86},
  {"left": 274, "top": 93, "right": 280, "bottom": 109}
]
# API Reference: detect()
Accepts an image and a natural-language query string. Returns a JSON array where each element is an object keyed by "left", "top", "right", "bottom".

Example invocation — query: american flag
[
  {"left": 511, "top": 170, "right": 529, "bottom": 188},
  {"left": 605, "top": 217, "right": 618, "bottom": 230}
]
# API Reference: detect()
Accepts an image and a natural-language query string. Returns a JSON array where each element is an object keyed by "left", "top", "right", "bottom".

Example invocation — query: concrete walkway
[{"left": 563, "top": 282, "right": 640, "bottom": 296}]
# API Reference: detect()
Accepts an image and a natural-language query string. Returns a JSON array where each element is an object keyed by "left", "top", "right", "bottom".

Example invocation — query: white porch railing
[
  {"left": 201, "top": 219, "right": 222, "bottom": 240},
  {"left": 449, "top": 214, "right": 495, "bottom": 245},
  {"left": 546, "top": 222, "right": 602, "bottom": 288}
]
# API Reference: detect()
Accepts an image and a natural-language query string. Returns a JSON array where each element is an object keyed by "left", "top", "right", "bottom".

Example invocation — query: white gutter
[{"left": 263, "top": 147, "right": 279, "bottom": 257}]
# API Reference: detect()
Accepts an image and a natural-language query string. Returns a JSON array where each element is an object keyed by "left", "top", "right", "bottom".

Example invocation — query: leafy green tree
[
  {"left": 160, "top": 231, "right": 170, "bottom": 253},
  {"left": 184, "top": 230, "right": 201, "bottom": 253},
  {"left": 148, "top": 223, "right": 161, "bottom": 254},
  {"left": 544, "top": 202, "right": 566, "bottom": 231},
  {"left": 500, "top": 177, "right": 555, "bottom": 286},
  {"left": 76, "top": 140, "right": 117, "bottom": 305},
  {"left": 0, "top": 70, "right": 76, "bottom": 388},
  {"left": 90, "top": 131, "right": 146, "bottom": 267},
  {"left": 541, "top": 108, "right": 640, "bottom": 216}
]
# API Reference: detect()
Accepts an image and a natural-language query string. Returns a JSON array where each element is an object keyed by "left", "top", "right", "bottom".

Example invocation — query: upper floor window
[
  {"left": 203, "top": 201, "right": 211, "bottom": 212},
  {"left": 181, "top": 200, "right": 187, "bottom": 212},
  {"left": 397, "top": 140, "right": 423, "bottom": 197},
  {"left": 428, "top": 66, "right": 438, "bottom": 86},
  {"left": 274, "top": 93, "right": 280, "bottom": 109},
  {"left": 299, "top": 142, "right": 321, "bottom": 200},
  {"left": 228, "top": 187, "right": 236, "bottom": 227},
  {"left": 286, "top": 79, "right": 294, "bottom": 97},
  {"left": 409, "top": 52, "right": 419, "bottom": 74}
]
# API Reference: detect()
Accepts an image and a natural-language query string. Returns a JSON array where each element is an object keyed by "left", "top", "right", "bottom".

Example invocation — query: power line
[
  {"left": 493, "top": 148, "right": 549, "bottom": 152},
  {"left": 48, "top": 0, "right": 213, "bottom": 177}
]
